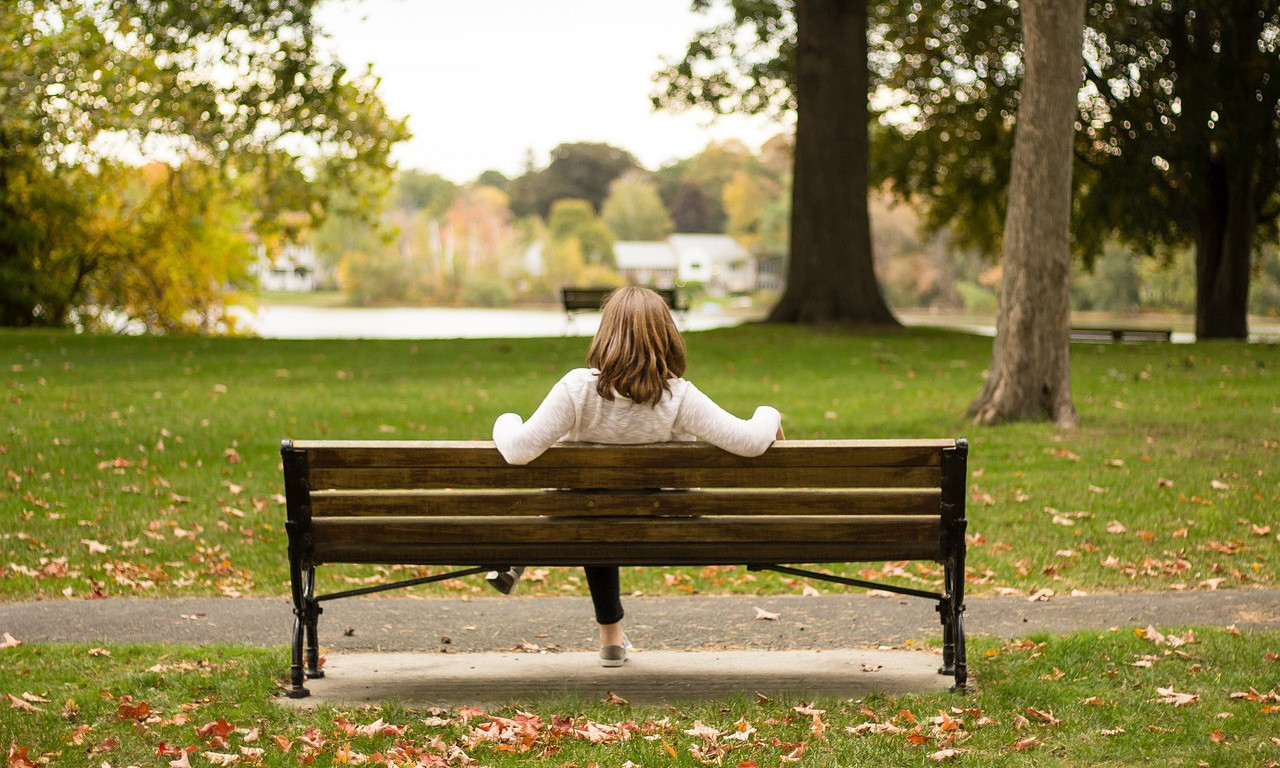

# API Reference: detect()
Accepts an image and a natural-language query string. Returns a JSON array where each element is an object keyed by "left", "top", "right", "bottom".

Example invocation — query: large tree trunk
[
  {"left": 969, "top": 0, "right": 1084, "bottom": 427},
  {"left": 1193, "top": 153, "right": 1257, "bottom": 340},
  {"left": 767, "top": 0, "right": 896, "bottom": 325}
]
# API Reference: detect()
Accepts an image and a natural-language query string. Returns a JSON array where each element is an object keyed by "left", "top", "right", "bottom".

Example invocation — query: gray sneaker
[
  {"left": 484, "top": 566, "right": 525, "bottom": 595},
  {"left": 598, "top": 635, "right": 633, "bottom": 667}
]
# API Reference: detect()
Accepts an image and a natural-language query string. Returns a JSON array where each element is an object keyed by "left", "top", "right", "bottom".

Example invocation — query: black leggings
[{"left": 584, "top": 566, "right": 624, "bottom": 625}]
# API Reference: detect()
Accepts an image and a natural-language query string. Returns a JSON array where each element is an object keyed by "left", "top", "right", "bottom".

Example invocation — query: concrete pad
[{"left": 280, "top": 648, "right": 954, "bottom": 708}]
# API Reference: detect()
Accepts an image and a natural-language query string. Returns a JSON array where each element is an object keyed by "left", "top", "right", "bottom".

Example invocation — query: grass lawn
[
  {"left": 2, "top": 629, "right": 1278, "bottom": 766},
  {"left": 3, "top": 325, "right": 1276, "bottom": 601},
  {"left": 2, "top": 325, "right": 1278, "bottom": 766}
]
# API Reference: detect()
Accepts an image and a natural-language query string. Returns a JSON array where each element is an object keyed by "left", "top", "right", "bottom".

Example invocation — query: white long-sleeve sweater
[{"left": 492, "top": 367, "right": 781, "bottom": 465}]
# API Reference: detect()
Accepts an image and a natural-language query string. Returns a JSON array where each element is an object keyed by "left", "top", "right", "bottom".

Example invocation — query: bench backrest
[
  {"left": 282, "top": 439, "right": 967, "bottom": 569},
  {"left": 561, "top": 287, "right": 682, "bottom": 312}
]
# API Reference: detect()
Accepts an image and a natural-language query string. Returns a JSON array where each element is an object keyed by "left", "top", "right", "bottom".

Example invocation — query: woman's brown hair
[{"left": 586, "top": 286, "right": 687, "bottom": 407}]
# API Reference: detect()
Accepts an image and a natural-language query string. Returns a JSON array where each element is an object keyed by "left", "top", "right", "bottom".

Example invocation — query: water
[{"left": 236, "top": 304, "right": 748, "bottom": 339}]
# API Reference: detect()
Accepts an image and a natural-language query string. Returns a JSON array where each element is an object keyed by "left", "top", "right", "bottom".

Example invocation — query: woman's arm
[
  {"left": 492, "top": 380, "right": 577, "bottom": 465},
  {"left": 675, "top": 383, "right": 781, "bottom": 457}
]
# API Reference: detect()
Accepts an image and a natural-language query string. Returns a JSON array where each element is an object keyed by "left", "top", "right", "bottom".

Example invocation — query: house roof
[{"left": 614, "top": 241, "right": 678, "bottom": 270}]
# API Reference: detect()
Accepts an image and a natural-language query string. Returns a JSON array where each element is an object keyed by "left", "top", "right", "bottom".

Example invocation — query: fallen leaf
[
  {"left": 753, "top": 606, "right": 780, "bottom": 621},
  {"left": 80, "top": 539, "right": 110, "bottom": 555},
  {"left": 929, "top": 747, "right": 965, "bottom": 761},
  {"left": 601, "top": 691, "right": 629, "bottom": 706},
  {"left": 1156, "top": 686, "right": 1199, "bottom": 706},
  {"left": 0, "top": 632, "right": 20, "bottom": 648}
]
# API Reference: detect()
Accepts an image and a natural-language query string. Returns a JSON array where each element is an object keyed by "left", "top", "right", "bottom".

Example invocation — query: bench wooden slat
[
  {"left": 294, "top": 439, "right": 952, "bottom": 470},
  {"left": 311, "top": 515, "right": 943, "bottom": 565},
  {"left": 311, "top": 541, "right": 944, "bottom": 567},
  {"left": 310, "top": 488, "right": 944, "bottom": 518},
  {"left": 308, "top": 465, "right": 941, "bottom": 491}
]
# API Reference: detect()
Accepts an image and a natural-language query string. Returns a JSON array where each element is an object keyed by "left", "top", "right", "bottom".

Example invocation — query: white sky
[{"left": 314, "top": 0, "right": 793, "bottom": 183}]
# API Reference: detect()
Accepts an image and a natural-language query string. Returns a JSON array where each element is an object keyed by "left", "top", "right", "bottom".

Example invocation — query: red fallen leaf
[
  {"left": 1023, "top": 707, "right": 1061, "bottom": 726},
  {"left": 196, "top": 717, "right": 236, "bottom": 740},
  {"left": 7, "top": 745, "right": 37, "bottom": 768},
  {"left": 1013, "top": 736, "right": 1041, "bottom": 751},
  {"left": 117, "top": 700, "right": 152, "bottom": 720},
  {"left": 738, "top": 761, "right": 761, "bottom": 768},
  {"left": 87, "top": 737, "right": 118, "bottom": 756},
  {"left": 154, "top": 742, "right": 194, "bottom": 757},
  {"left": 272, "top": 735, "right": 293, "bottom": 753},
  {"left": 906, "top": 729, "right": 933, "bottom": 745}
]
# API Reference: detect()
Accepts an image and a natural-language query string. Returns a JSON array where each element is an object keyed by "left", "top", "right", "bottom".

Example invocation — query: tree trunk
[
  {"left": 767, "top": 0, "right": 896, "bottom": 326},
  {"left": 1193, "top": 157, "right": 1256, "bottom": 339},
  {"left": 969, "top": 0, "right": 1084, "bottom": 427}
]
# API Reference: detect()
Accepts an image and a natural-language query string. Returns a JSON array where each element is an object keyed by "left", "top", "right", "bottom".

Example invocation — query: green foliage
[
  {"left": 548, "top": 199, "right": 616, "bottom": 268},
  {"left": 394, "top": 170, "right": 458, "bottom": 218},
  {"left": 460, "top": 272, "right": 515, "bottom": 308},
  {"left": 601, "top": 172, "right": 675, "bottom": 241},
  {"left": 1072, "top": 245, "right": 1141, "bottom": 314},
  {"left": 868, "top": 0, "right": 1280, "bottom": 334},
  {"left": 0, "top": 0, "right": 407, "bottom": 330},
  {"left": 653, "top": 0, "right": 796, "bottom": 115},
  {"left": 509, "top": 143, "right": 641, "bottom": 219}
]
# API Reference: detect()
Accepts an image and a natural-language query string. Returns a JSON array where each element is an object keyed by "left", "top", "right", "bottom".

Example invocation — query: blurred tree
[
  {"left": 395, "top": 170, "right": 457, "bottom": 217},
  {"left": 723, "top": 169, "right": 781, "bottom": 254},
  {"left": 871, "top": 0, "right": 1280, "bottom": 339},
  {"left": 0, "top": 0, "right": 406, "bottom": 330},
  {"left": 509, "top": 143, "right": 640, "bottom": 219},
  {"left": 547, "top": 199, "right": 616, "bottom": 269},
  {"left": 602, "top": 172, "right": 675, "bottom": 241},
  {"left": 474, "top": 169, "right": 510, "bottom": 193},
  {"left": 968, "top": 0, "right": 1084, "bottom": 427},
  {"left": 655, "top": 178, "right": 723, "bottom": 233},
  {"left": 656, "top": 0, "right": 896, "bottom": 325}
]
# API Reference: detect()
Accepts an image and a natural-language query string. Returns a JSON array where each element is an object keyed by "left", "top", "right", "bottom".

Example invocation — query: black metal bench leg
[
  {"left": 286, "top": 558, "right": 311, "bottom": 698},
  {"left": 303, "top": 567, "right": 324, "bottom": 679}
]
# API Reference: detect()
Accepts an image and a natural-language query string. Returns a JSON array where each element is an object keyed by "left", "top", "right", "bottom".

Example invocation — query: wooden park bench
[
  {"left": 1069, "top": 327, "right": 1173, "bottom": 343},
  {"left": 561, "top": 286, "right": 685, "bottom": 330},
  {"left": 280, "top": 438, "right": 971, "bottom": 698}
]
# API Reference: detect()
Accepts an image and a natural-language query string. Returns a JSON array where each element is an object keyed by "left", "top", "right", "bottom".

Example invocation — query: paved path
[{"left": 4, "top": 590, "right": 1277, "bottom": 706}]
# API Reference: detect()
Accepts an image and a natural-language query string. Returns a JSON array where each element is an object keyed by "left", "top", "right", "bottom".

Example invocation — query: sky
[{"left": 313, "top": 0, "right": 793, "bottom": 183}]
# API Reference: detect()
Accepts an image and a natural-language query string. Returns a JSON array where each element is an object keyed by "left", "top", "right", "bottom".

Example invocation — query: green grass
[
  {"left": 2, "top": 629, "right": 1277, "bottom": 767},
  {"left": 2, "top": 325, "right": 1277, "bottom": 601}
]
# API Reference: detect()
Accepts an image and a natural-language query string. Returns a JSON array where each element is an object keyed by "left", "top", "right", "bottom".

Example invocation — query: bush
[{"left": 460, "top": 273, "right": 514, "bottom": 307}]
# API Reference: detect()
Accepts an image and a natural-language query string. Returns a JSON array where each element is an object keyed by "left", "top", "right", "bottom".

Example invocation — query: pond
[{"left": 235, "top": 304, "right": 751, "bottom": 339}]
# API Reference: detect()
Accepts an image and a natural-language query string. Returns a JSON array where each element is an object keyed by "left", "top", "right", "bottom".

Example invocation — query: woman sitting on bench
[{"left": 491, "top": 285, "right": 784, "bottom": 667}]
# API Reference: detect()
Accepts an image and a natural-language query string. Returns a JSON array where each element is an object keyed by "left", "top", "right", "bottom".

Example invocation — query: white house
[
  {"left": 251, "top": 243, "right": 321, "bottom": 292},
  {"left": 614, "top": 234, "right": 757, "bottom": 295}
]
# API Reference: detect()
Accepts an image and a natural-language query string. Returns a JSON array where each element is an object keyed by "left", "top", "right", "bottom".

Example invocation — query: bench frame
[{"left": 281, "top": 438, "right": 970, "bottom": 698}]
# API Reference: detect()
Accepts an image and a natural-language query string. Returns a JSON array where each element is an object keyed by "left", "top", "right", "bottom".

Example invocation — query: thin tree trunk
[
  {"left": 969, "top": 0, "right": 1084, "bottom": 427},
  {"left": 767, "top": 0, "right": 896, "bottom": 326}
]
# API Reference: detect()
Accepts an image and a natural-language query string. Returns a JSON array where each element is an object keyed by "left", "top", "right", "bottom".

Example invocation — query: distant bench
[
  {"left": 561, "top": 286, "right": 685, "bottom": 321},
  {"left": 1069, "top": 328, "right": 1173, "bottom": 343},
  {"left": 280, "top": 438, "right": 971, "bottom": 697}
]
